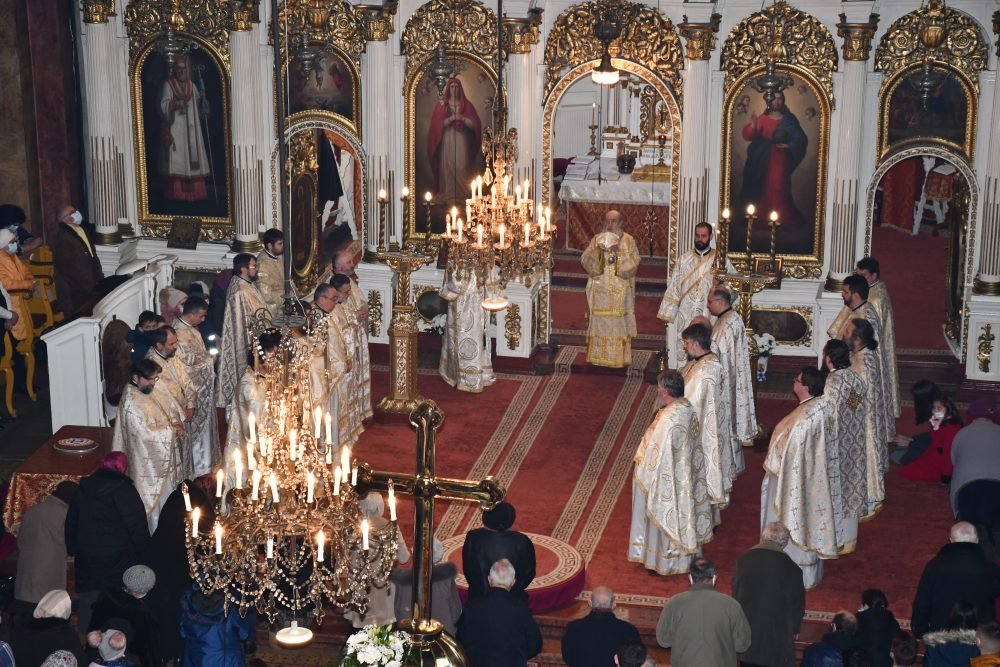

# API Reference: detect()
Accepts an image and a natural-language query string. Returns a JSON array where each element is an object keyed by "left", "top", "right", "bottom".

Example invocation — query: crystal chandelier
[{"left": 184, "top": 313, "right": 400, "bottom": 635}]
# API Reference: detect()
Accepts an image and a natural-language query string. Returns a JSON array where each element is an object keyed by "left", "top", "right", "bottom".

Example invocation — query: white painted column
[
  {"left": 229, "top": 17, "right": 264, "bottom": 252},
  {"left": 824, "top": 11, "right": 877, "bottom": 290},
  {"left": 975, "top": 40, "right": 1000, "bottom": 294},
  {"left": 361, "top": 33, "right": 393, "bottom": 252},
  {"left": 676, "top": 16, "right": 718, "bottom": 258},
  {"left": 504, "top": 15, "right": 542, "bottom": 183}
]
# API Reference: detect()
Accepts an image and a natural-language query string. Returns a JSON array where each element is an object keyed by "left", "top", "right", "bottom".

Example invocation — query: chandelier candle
[
  {"left": 214, "top": 521, "right": 222, "bottom": 555},
  {"left": 251, "top": 470, "right": 261, "bottom": 501},
  {"left": 248, "top": 412, "right": 256, "bottom": 443},
  {"left": 216, "top": 470, "right": 224, "bottom": 498},
  {"left": 246, "top": 440, "right": 256, "bottom": 471},
  {"left": 362, "top": 519, "right": 370, "bottom": 550},
  {"left": 269, "top": 473, "right": 279, "bottom": 503},
  {"left": 233, "top": 451, "right": 243, "bottom": 489},
  {"left": 182, "top": 483, "right": 192, "bottom": 512},
  {"left": 266, "top": 536, "right": 273, "bottom": 559},
  {"left": 307, "top": 471, "right": 315, "bottom": 504},
  {"left": 191, "top": 507, "right": 200, "bottom": 537},
  {"left": 341, "top": 446, "right": 351, "bottom": 482},
  {"left": 316, "top": 530, "right": 325, "bottom": 562},
  {"left": 333, "top": 466, "right": 341, "bottom": 496},
  {"left": 388, "top": 480, "right": 397, "bottom": 521},
  {"left": 313, "top": 406, "right": 322, "bottom": 439}
]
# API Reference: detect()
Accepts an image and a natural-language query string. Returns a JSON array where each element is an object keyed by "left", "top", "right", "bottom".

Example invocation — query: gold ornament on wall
[
  {"left": 837, "top": 15, "right": 878, "bottom": 62},
  {"left": 505, "top": 303, "right": 522, "bottom": 350},
  {"left": 502, "top": 10, "right": 543, "bottom": 55},
  {"left": 227, "top": 0, "right": 257, "bottom": 32},
  {"left": 543, "top": 0, "right": 683, "bottom": 105},
  {"left": 277, "top": 0, "right": 366, "bottom": 67},
  {"left": 124, "top": 0, "right": 231, "bottom": 69},
  {"left": 401, "top": 0, "right": 500, "bottom": 81},
  {"left": 678, "top": 15, "right": 721, "bottom": 61},
  {"left": 874, "top": 0, "right": 987, "bottom": 90},
  {"left": 368, "top": 290, "right": 384, "bottom": 337},
  {"left": 720, "top": 1, "right": 838, "bottom": 104},
  {"left": 357, "top": 0, "right": 398, "bottom": 42},
  {"left": 82, "top": 0, "right": 115, "bottom": 24},
  {"left": 978, "top": 323, "right": 994, "bottom": 373}
]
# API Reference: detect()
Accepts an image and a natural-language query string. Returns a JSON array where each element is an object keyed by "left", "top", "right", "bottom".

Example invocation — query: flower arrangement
[
  {"left": 341, "top": 625, "right": 412, "bottom": 667},
  {"left": 753, "top": 332, "right": 777, "bottom": 358},
  {"left": 416, "top": 313, "right": 447, "bottom": 336}
]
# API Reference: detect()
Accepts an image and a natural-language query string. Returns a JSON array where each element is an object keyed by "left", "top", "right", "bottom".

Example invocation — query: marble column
[
  {"left": 229, "top": 4, "right": 263, "bottom": 252},
  {"left": 973, "top": 11, "right": 1000, "bottom": 295},
  {"left": 824, "top": 12, "right": 878, "bottom": 291},
  {"left": 676, "top": 15, "right": 719, "bottom": 258},
  {"left": 504, "top": 12, "right": 543, "bottom": 184}
]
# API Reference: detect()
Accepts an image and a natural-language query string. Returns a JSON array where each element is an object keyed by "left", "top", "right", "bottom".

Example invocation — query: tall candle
[
  {"left": 722, "top": 207, "right": 731, "bottom": 221},
  {"left": 333, "top": 466, "right": 341, "bottom": 496},
  {"left": 341, "top": 446, "right": 351, "bottom": 478},
  {"left": 251, "top": 470, "right": 262, "bottom": 501},
  {"left": 477, "top": 224, "right": 483, "bottom": 246},
  {"left": 266, "top": 536, "right": 274, "bottom": 559},
  {"left": 214, "top": 521, "right": 223, "bottom": 555},
  {"left": 269, "top": 474, "right": 279, "bottom": 503},
  {"left": 313, "top": 406, "right": 322, "bottom": 439},
  {"left": 246, "top": 440, "right": 256, "bottom": 471},
  {"left": 248, "top": 412, "right": 256, "bottom": 443},
  {"left": 233, "top": 451, "right": 243, "bottom": 489},
  {"left": 591, "top": 101, "right": 596, "bottom": 125},
  {"left": 361, "top": 519, "right": 370, "bottom": 550},
  {"left": 457, "top": 222, "right": 463, "bottom": 243},
  {"left": 524, "top": 223, "right": 530, "bottom": 246},
  {"left": 351, "top": 464, "right": 358, "bottom": 486},
  {"left": 191, "top": 507, "right": 200, "bottom": 537},
  {"left": 515, "top": 184, "right": 522, "bottom": 205},
  {"left": 476, "top": 176, "right": 483, "bottom": 199},
  {"left": 424, "top": 191, "right": 432, "bottom": 203},
  {"left": 470, "top": 180, "right": 477, "bottom": 198},
  {"left": 216, "top": 470, "right": 224, "bottom": 498},
  {"left": 445, "top": 218, "right": 451, "bottom": 237},
  {"left": 307, "top": 471, "right": 315, "bottom": 503},
  {"left": 401, "top": 186, "right": 409, "bottom": 198},
  {"left": 523, "top": 180, "right": 530, "bottom": 202},
  {"left": 182, "top": 483, "right": 192, "bottom": 512},
  {"left": 325, "top": 448, "right": 332, "bottom": 465},
  {"left": 289, "top": 429, "right": 298, "bottom": 461},
  {"left": 388, "top": 480, "right": 397, "bottom": 521},
  {"left": 316, "top": 530, "right": 325, "bottom": 562},
  {"left": 499, "top": 223, "right": 506, "bottom": 248},
  {"left": 451, "top": 206, "right": 458, "bottom": 224}
]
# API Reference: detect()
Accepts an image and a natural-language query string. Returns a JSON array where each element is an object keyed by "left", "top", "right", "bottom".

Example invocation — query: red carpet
[
  {"left": 872, "top": 224, "right": 950, "bottom": 351},
  {"left": 359, "top": 349, "right": 952, "bottom": 620}
]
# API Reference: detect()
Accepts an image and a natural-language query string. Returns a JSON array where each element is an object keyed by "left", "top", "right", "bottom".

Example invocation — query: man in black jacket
[
  {"left": 732, "top": 522, "right": 806, "bottom": 667},
  {"left": 456, "top": 558, "right": 542, "bottom": 666},
  {"left": 561, "top": 586, "right": 640, "bottom": 666},
  {"left": 462, "top": 501, "right": 536, "bottom": 600},
  {"left": 911, "top": 521, "right": 1000, "bottom": 637}
]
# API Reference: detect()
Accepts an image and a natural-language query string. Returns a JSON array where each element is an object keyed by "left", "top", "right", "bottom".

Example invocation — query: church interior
[{"left": 2, "top": 0, "right": 1000, "bottom": 664}]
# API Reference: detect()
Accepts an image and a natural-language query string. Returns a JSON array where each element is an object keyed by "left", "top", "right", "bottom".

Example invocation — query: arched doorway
[{"left": 865, "top": 147, "right": 976, "bottom": 358}]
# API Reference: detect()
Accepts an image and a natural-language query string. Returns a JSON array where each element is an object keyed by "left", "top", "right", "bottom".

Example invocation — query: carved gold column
[
  {"left": 503, "top": 10, "right": 542, "bottom": 179},
  {"left": 676, "top": 14, "right": 719, "bottom": 256},
  {"left": 229, "top": 2, "right": 264, "bottom": 252},
  {"left": 973, "top": 11, "right": 1000, "bottom": 294},
  {"left": 825, "top": 12, "right": 878, "bottom": 291}
]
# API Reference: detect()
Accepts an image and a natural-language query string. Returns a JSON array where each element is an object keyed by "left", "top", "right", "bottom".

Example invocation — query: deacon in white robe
[
  {"left": 580, "top": 210, "right": 640, "bottom": 368},
  {"left": 821, "top": 340, "right": 869, "bottom": 555},
  {"left": 761, "top": 367, "right": 841, "bottom": 589},
  {"left": 845, "top": 318, "right": 892, "bottom": 520},
  {"left": 439, "top": 268, "right": 495, "bottom": 393},
  {"left": 307, "top": 283, "right": 354, "bottom": 447},
  {"left": 708, "top": 286, "right": 756, "bottom": 467},
  {"left": 215, "top": 254, "right": 268, "bottom": 409},
  {"left": 173, "top": 301, "right": 219, "bottom": 476},
  {"left": 658, "top": 223, "right": 735, "bottom": 368},
  {"left": 113, "top": 360, "right": 184, "bottom": 532},
  {"left": 679, "top": 322, "right": 735, "bottom": 509},
  {"left": 334, "top": 251, "right": 373, "bottom": 420},
  {"left": 256, "top": 229, "right": 285, "bottom": 318},
  {"left": 331, "top": 277, "right": 364, "bottom": 441},
  {"left": 629, "top": 370, "right": 714, "bottom": 575}
]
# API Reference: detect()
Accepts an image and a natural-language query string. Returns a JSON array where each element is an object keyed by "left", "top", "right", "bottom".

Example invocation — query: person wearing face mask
[
  {"left": 52, "top": 204, "right": 103, "bottom": 317},
  {"left": 112, "top": 358, "right": 187, "bottom": 532},
  {"left": 900, "top": 394, "right": 963, "bottom": 485},
  {"left": 0, "top": 227, "right": 36, "bottom": 341},
  {"left": 0, "top": 204, "right": 43, "bottom": 256}
]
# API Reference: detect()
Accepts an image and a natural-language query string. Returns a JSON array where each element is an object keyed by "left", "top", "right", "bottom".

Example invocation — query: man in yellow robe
[
  {"left": 215, "top": 253, "right": 268, "bottom": 408},
  {"left": 761, "top": 367, "right": 841, "bottom": 589},
  {"left": 307, "top": 281, "right": 353, "bottom": 448},
  {"left": 330, "top": 274, "right": 363, "bottom": 442},
  {"left": 334, "top": 251, "right": 373, "bottom": 421},
  {"left": 581, "top": 210, "right": 640, "bottom": 368},
  {"left": 223, "top": 331, "right": 281, "bottom": 489},
  {"left": 173, "top": 296, "right": 218, "bottom": 476},
  {"left": 145, "top": 326, "right": 194, "bottom": 477},
  {"left": 629, "top": 370, "right": 713, "bottom": 575},
  {"left": 856, "top": 257, "right": 899, "bottom": 417},
  {"left": 256, "top": 228, "right": 285, "bottom": 318}
]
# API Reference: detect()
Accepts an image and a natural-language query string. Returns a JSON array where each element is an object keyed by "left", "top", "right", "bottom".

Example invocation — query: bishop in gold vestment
[
  {"left": 761, "top": 368, "right": 840, "bottom": 589},
  {"left": 629, "top": 371, "right": 713, "bottom": 575},
  {"left": 307, "top": 283, "right": 354, "bottom": 448},
  {"left": 215, "top": 255, "right": 268, "bottom": 409},
  {"left": 581, "top": 211, "right": 640, "bottom": 368}
]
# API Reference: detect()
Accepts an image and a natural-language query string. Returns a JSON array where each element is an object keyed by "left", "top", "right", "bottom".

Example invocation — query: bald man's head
[
  {"left": 333, "top": 251, "right": 355, "bottom": 274},
  {"left": 604, "top": 210, "right": 623, "bottom": 233}
]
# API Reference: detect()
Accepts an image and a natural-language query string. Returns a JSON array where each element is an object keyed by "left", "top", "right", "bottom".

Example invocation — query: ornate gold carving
[
  {"left": 124, "top": 0, "right": 231, "bottom": 69},
  {"left": 543, "top": 0, "right": 683, "bottom": 105},
  {"left": 537, "top": 282, "right": 549, "bottom": 343},
  {"left": 286, "top": 129, "right": 322, "bottom": 290},
  {"left": 358, "top": 0, "right": 398, "bottom": 42},
  {"left": 503, "top": 10, "right": 543, "bottom": 55},
  {"left": 505, "top": 303, "right": 522, "bottom": 350},
  {"left": 277, "top": 0, "right": 366, "bottom": 68},
  {"left": 227, "top": 0, "right": 256, "bottom": 32},
  {"left": 678, "top": 15, "right": 721, "bottom": 61},
  {"left": 401, "top": 0, "right": 500, "bottom": 81},
  {"left": 837, "top": 15, "right": 878, "bottom": 61},
  {"left": 368, "top": 290, "right": 384, "bottom": 337},
  {"left": 874, "top": 0, "right": 988, "bottom": 89},
  {"left": 82, "top": 0, "right": 113, "bottom": 24},
  {"left": 978, "top": 323, "right": 994, "bottom": 372},
  {"left": 721, "top": 2, "right": 838, "bottom": 104}
]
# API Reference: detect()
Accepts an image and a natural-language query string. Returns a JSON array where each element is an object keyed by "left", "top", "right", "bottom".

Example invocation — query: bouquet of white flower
[
  {"left": 341, "top": 625, "right": 412, "bottom": 667},
  {"left": 753, "top": 332, "right": 777, "bottom": 358}
]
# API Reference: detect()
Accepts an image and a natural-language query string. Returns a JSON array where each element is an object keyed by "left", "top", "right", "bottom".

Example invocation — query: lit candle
[
  {"left": 445, "top": 218, "right": 451, "bottom": 237},
  {"left": 313, "top": 406, "right": 322, "bottom": 439},
  {"left": 333, "top": 466, "right": 341, "bottom": 496},
  {"left": 499, "top": 223, "right": 506, "bottom": 248},
  {"left": 248, "top": 412, "right": 256, "bottom": 443},
  {"left": 341, "top": 446, "right": 351, "bottom": 480},
  {"left": 191, "top": 506, "right": 200, "bottom": 537},
  {"left": 351, "top": 464, "right": 358, "bottom": 486},
  {"left": 251, "top": 469, "right": 262, "bottom": 501},
  {"left": 477, "top": 224, "right": 483, "bottom": 246},
  {"left": 182, "top": 483, "right": 192, "bottom": 512},
  {"left": 746, "top": 203, "right": 756, "bottom": 216},
  {"left": 539, "top": 211, "right": 546, "bottom": 235},
  {"left": 269, "top": 473, "right": 279, "bottom": 503},
  {"left": 722, "top": 207, "right": 731, "bottom": 221},
  {"left": 377, "top": 188, "right": 387, "bottom": 201},
  {"left": 523, "top": 179, "right": 530, "bottom": 202},
  {"left": 424, "top": 191, "right": 432, "bottom": 203},
  {"left": 515, "top": 184, "right": 522, "bottom": 205},
  {"left": 471, "top": 180, "right": 477, "bottom": 198},
  {"left": 361, "top": 519, "right": 370, "bottom": 550},
  {"left": 289, "top": 429, "right": 298, "bottom": 461},
  {"left": 233, "top": 450, "right": 243, "bottom": 489},
  {"left": 214, "top": 521, "right": 223, "bottom": 555},
  {"left": 401, "top": 186, "right": 410, "bottom": 199},
  {"left": 316, "top": 530, "right": 325, "bottom": 562},
  {"left": 324, "top": 411, "right": 333, "bottom": 445},
  {"left": 451, "top": 206, "right": 458, "bottom": 224},
  {"left": 266, "top": 536, "right": 274, "bottom": 559},
  {"left": 246, "top": 440, "right": 256, "bottom": 471},
  {"left": 216, "top": 469, "right": 224, "bottom": 498},
  {"left": 476, "top": 175, "right": 483, "bottom": 199},
  {"left": 325, "top": 448, "right": 332, "bottom": 465},
  {"left": 466, "top": 203, "right": 471, "bottom": 221},
  {"left": 524, "top": 223, "right": 530, "bottom": 246},
  {"left": 770, "top": 210, "right": 779, "bottom": 223},
  {"left": 591, "top": 101, "right": 596, "bottom": 125},
  {"left": 388, "top": 480, "right": 397, "bottom": 521},
  {"left": 457, "top": 221, "right": 463, "bottom": 243},
  {"left": 307, "top": 471, "right": 315, "bottom": 503}
]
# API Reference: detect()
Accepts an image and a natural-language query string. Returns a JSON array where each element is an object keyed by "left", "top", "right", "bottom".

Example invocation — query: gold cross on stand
[{"left": 358, "top": 400, "right": 505, "bottom": 664}]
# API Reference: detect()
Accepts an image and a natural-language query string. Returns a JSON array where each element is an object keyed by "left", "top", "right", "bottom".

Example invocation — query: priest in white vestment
[
  {"left": 708, "top": 287, "right": 755, "bottom": 467},
  {"left": 331, "top": 275, "right": 364, "bottom": 441},
  {"left": 172, "top": 296, "right": 218, "bottom": 476},
  {"left": 307, "top": 282, "right": 354, "bottom": 448},
  {"left": 439, "top": 268, "right": 495, "bottom": 393},
  {"left": 223, "top": 331, "right": 281, "bottom": 489},
  {"left": 158, "top": 56, "right": 211, "bottom": 202},
  {"left": 658, "top": 223, "right": 735, "bottom": 368},
  {"left": 845, "top": 318, "right": 892, "bottom": 520},
  {"left": 629, "top": 370, "right": 714, "bottom": 575},
  {"left": 857, "top": 258, "right": 900, "bottom": 417},
  {"left": 334, "top": 251, "right": 373, "bottom": 419},
  {"left": 821, "top": 340, "right": 868, "bottom": 555},
  {"left": 580, "top": 210, "right": 641, "bottom": 368},
  {"left": 113, "top": 359, "right": 185, "bottom": 532},
  {"left": 256, "top": 229, "right": 285, "bottom": 317},
  {"left": 679, "top": 323, "right": 735, "bottom": 509},
  {"left": 761, "top": 367, "right": 841, "bottom": 589},
  {"left": 215, "top": 254, "right": 268, "bottom": 409}
]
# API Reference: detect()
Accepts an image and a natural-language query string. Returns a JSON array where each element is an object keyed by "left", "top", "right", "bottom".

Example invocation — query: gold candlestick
[
  {"left": 718, "top": 208, "right": 731, "bottom": 270},
  {"left": 744, "top": 204, "right": 757, "bottom": 267},
  {"left": 377, "top": 190, "right": 388, "bottom": 252},
  {"left": 768, "top": 211, "right": 781, "bottom": 273}
]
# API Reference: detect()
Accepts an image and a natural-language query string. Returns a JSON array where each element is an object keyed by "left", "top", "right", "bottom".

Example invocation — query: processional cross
[{"left": 359, "top": 400, "right": 505, "bottom": 663}]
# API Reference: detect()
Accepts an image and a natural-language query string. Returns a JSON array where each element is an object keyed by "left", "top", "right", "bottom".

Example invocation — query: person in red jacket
[{"left": 901, "top": 394, "right": 963, "bottom": 484}]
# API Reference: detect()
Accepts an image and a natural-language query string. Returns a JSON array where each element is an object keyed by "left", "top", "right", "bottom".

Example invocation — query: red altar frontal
[{"left": 564, "top": 200, "right": 671, "bottom": 257}]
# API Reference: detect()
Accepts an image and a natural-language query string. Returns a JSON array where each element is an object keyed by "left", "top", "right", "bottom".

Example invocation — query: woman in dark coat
[
  {"left": 9, "top": 590, "right": 87, "bottom": 667},
  {"left": 855, "top": 589, "right": 901, "bottom": 667},
  {"left": 65, "top": 452, "right": 150, "bottom": 633}
]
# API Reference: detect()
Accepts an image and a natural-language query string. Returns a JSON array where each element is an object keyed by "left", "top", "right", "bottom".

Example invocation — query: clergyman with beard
[
  {"left": 112, "top": 359, "right": 187, "bottom": 531},
  {"left": 214, "top": 253, "right": 268, "bottom": 409}
]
